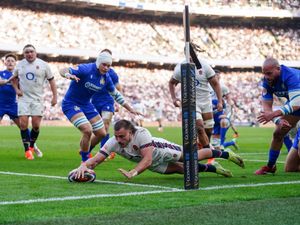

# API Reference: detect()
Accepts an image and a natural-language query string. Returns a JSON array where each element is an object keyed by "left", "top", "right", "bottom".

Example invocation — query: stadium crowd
[
  {"left": 0, "top": 7, "right": 299, "bottom": 61},
  {"left": 139, "top": 0, "right": 299, "bottom": 11}
]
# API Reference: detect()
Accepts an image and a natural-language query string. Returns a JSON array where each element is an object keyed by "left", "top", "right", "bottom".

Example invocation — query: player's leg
[
  {"left": 62, "top": 101, "right": 93, "bottom": 162},
  {"left": 19, "top": 115, "right": 33, "bottom": 160},
  {"left": 285, "top": 147, "right": 300, "bottom": 172},
  {"left": 201, "top": 98, "right": 214, "bottom": 143},
  {"left": 255, "top": 115, "right": 300, "bottom": 175},
  {"left": 195, "top": 104, "right": 210, "bottom": 148},
  {"left": 202, "top": 112, "right": 214, "bottom": 144},
  {"left": 196, "top": 119, "right": 210, "bottom": 148},
  {"left": 89, "top": 115, "right": 106, "bottom": 152},
  {"left": 72, "top": 113, "right": 93, "bottom": 162},
  {"left": 100, "top": 111, "right": 113, "bottom": 147}
]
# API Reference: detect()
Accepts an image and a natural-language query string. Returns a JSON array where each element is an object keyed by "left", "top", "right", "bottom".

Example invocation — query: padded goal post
[{"left": 181, "top": 4, "right": 199, "bottom": 190}]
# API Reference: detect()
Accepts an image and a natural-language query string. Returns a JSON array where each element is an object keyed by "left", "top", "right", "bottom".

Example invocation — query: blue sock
[
  {"left": 220, "top": 127, "right": 227, "bottom": 145},
  {"left": 283, "top": 135, "right": 292, "bottom": 152},
  {"left": 267, "top": 149, "right": 280, "bottom": 168},
  {"left": 100, "top": 133, "right": 110, "bottom": 148},
  {"left": 80, "top": 151, "right": 89, "bottom": 162},
  {"left": 223, "top": 140, "right": 234, "bottom": 148}
]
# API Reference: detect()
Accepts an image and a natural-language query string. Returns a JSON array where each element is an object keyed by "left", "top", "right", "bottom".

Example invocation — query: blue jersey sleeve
[
  {"left": 105, "top": 74, "right": 116, "bottom": 92},
  {"left": 282, "top": 67, "right": 300, "bottom": 93},
  {"left": 69, "top": 64, "right": 90, "bottom": 79},
  {"left": 261, "top": 81, "right": 273, "bottom": 100},
  {"left": 109, "top": 68, "right": 119, "bottom": 85}
]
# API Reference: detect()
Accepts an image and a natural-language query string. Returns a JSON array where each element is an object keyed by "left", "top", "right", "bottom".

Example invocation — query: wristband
[
  {"left": 272, "top": 117, "right": 281, "bottom": 125},
  {"left": 63, "top": 73, "right": 72, "bottom": 79}
]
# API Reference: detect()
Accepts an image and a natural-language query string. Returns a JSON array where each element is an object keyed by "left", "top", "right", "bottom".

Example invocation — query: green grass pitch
[{"left": 0, "top": 125, "right": 300, "bottom": 225}]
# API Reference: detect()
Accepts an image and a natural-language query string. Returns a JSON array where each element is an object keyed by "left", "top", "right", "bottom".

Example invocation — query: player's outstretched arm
[
  {"left": 74, "top": 152, "right": 106, "bottom": 179},
  {"left": 0, "top": 79, "right": 8, "bottom": 86},
  {"left": 59, "top": 68, "right": 80, "bottom": 82},
  {"left": 118, "top": 146, "right": 154, "bottom": 179},
  {"left": 169, "top": 78, "right": 181, "bottom": 107}
]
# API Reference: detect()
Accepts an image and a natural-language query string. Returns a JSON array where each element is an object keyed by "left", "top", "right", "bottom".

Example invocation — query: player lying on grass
[{"left": 71, "top": 119, "right": 244, "bottom": 180}]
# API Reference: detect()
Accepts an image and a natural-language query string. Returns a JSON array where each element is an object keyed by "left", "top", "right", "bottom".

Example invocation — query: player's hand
[
  {"left": 216, "top": 102, "right": 223, "bottom": 112},
  {"left": 16, "top": 89, "right": 23, "bottom": 97},
  {"left": 65, "top": 73, "right": 80, "bottom": 82},
  {"left": 173, "top": 98, "right": 181, "bottom": 107},
  {"left": 257, "top": 111, "right": 276, "bottom": 124},
  {"left": 51, "top": 97, "right": 57, "bottom": 106},
  {"left": 118, "top": 168, "right": 138, "bottom": 179},
  {"left": 74, "top": 163, "right": 94, "bottom": 179},
  {"left": 277, "top": 119, "right": 292, "bottom": 131}
]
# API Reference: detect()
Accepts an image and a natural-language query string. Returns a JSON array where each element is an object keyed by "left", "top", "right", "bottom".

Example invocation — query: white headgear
[{"left": 96, "top": 52, "right": 112, "bottom": 68}]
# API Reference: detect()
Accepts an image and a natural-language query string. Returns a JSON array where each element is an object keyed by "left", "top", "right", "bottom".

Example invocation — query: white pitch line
[
  {"left": 0, "top": 189, "right": 183, "bottom": 206},
  {"left": 1, "top": 180, "right": 300, "bottom": 206},
  {"left": 0, "top": 171, "right": 180, "bottom": 191},
  {"left": 244, "top": 159, "right": 285, "bottom": 164},
  {"left": 200, "top": 180, "right": 300, "bottom": 190}
]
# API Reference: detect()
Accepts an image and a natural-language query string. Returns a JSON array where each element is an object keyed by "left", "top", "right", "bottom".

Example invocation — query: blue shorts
[
  {"left": 0, "top": 103, "right": 18, "bottom": 120},
  {"left": 93, "top": 102, "right": 114, "bottom": 115},
  {"left": 291, "top": 109, "right": 300, "bottom": 116},
  {"left": 62, "top": 100, "right": 99, "bottom": 121}
]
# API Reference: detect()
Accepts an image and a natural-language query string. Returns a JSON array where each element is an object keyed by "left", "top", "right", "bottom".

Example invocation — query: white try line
[
  {"left": 0, "top": 171, "right": 180, "bottom": 191},
  {"left": 244, "top": 159, "right": 285, "bottom": 164},
  {"left": 1, "top": 171, "right": 300, "bottom": 206}
]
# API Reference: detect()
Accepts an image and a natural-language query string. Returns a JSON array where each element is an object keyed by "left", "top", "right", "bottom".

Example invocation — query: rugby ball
[{"left": 68, "top": 170, "right": 96, "bottom": 183}]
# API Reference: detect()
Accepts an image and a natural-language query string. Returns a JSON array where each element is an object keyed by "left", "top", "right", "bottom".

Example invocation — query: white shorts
[
  {"left": 196, "top": 98, "right": 212, "bottom": 120},
  {"left": 18, "top": 100, "right": 44, "bottom": 116},
  {"left": 149, "top": 148, "right": 182, "bottom": 174},
  {"left": 101, "top": 111, "right": 113, "bottom": 121}
]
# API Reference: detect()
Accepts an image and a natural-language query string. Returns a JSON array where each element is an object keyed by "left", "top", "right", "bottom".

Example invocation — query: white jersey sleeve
[{"left": 172, "top": 63, "right": 181, "bottom": 82}]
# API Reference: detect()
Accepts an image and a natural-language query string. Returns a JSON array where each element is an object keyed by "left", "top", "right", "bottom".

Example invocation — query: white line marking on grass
[
  {"left": 0, "top": 189, "right": 183, "bottom": 206},
  {"left": 244, "top": 159, "right": 285, "bottom": 164},
  {"left": 200, "top": 180, "right": 300, "bottom": 190},
  {"left": 1, "top": 180, "right": 300, "bottom": 206},
  {"left": 239, "top": 153, "right": 267, "bottom": 155},
  {"left": 0, "top": 171, "right": 180, "bottom": 191}
]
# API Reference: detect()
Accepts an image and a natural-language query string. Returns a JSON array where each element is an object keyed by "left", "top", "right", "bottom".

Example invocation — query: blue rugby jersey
[
  {"left": 63, "top": 63, "right": 115, "bottom": 104},
  {"left": 91, "top": 68, "right": 119, "bottom": 106},
  {"left": 0, "top": 70, "right": 16, "bottom": 104},
  {"left": 262, "top": 65, "right": 300, "bottom": 101}
]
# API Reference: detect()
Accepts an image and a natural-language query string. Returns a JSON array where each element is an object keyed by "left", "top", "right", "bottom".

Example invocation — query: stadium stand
[{"left": 0, "top": 1, "right": 298, "bottom": 125}]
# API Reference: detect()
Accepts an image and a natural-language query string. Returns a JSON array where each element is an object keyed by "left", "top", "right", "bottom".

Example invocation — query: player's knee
[
  {"left": 273, "top": 129, "right": 287, "bottom": 139},
  {"left": 204, "top": 119, "right": 214, "bottom": 129}
]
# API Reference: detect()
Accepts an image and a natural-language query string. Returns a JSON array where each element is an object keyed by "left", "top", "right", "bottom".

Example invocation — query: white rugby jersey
[
  {"left": 14, "top": 58, "right": 53, "bottom": 101},
  {"left": 173, "top": 58, "right": 215, "bottom": 100},
  {"left": 100, "top": 127, "right": 182, "bottom": 163}
]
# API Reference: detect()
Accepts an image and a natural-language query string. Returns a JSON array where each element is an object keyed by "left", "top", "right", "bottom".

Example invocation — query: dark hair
[
  {"left": 23, "top": 44, "right": 36, "bottom": 51},
  {"left": 101, "top": 49, "right": 112, "bottom": 55},
  {"left": 4, "top": 53, "right": 17, "bottom": 61},
  {"left": 114, "top": 119, "right": 137, "bottom": 133},
  {"left": 214, "top": 69, "right": 221, "bottom": 75}
]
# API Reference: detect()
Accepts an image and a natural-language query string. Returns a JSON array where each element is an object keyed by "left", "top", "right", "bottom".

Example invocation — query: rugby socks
[
  {"left": 220, "top": 127, "right": 227, "bottom": 145},
  {"left": 100, "top": 133, "right": 110, "bottom": 147},
  {"left": 20, "top": 129, "right": 30, "bottom": 151},
  {"left": 211, "top": 149, "right": 229, "bottom": 159},
  {"left": 198, "top": 163, "right": 216, "bottom": 173},
  {"left": 80, "top": 151, "right": 90, "bottom": 162},
  {"left": 30, "top": 129, "right": 39, "bottom": 148},
  {"left": 283, "top": 135, "right": 292, "bottom": 152},
  {"left": 223, "top": 140, "right": 234, "bottom": 148},
  {"left": 267, "top": 149, "right": 280, "bottom": 168}
]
